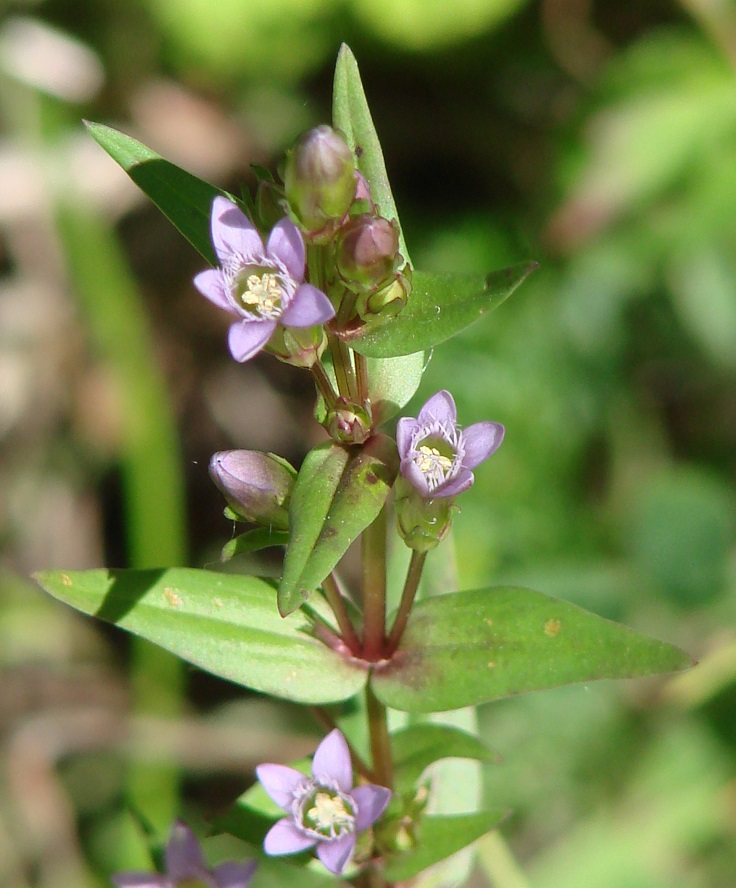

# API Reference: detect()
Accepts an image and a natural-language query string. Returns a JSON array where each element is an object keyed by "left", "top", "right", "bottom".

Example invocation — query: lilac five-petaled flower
[
  {"left": 194, "top": 196, "right": 335, "bottom": 362},
  {"left": 256, "top": 729, "right": 391, "bottom": 875},
  {"left": 112, "top": 819, "right": 256, "bottom": 888},
  {"left": 397, "top": 390, "right": 504, "bottom": 498}
]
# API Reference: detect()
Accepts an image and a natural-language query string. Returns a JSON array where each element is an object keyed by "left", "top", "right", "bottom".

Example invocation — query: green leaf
[
  {"left": 85, "top": 121, "right": 228, "bottom": 265},
  {"left": 372, "top": 587, "right": 694, "bottom": 713},
  {"left": 35, "top": 568, "right": 367, "bottom": 705},
  {"left": 383, "top": 811, "right": 506, "bottom": 882},
  {"left": 279, "top": 435, "right": 398, "bottom": 616},
  {"left": 220, "top": 527, "right": 290, "bottom": 561},
  {"left": 333, "top": 44, "right": 410, "bottom": 263},
  {"left": 342, "top": 263, "right": 538, "bottom": 358},
  {"left": 391, "top": 724, "right": 496, "bottom": 795},
  {"left": 368, "top": 352, "right": 425, "bottom": 426}
]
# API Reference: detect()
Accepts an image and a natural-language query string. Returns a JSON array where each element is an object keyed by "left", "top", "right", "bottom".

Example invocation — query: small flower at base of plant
[
  {"left": 325, "top": 398, "right": 373, "bottom": 445},
  {"left": 283, "top": 126, "right": 356, "bottom": 240},
  {"left": 209, "top": 450, "right": 295, "bottom": 531},
  {"left": 256, "top": 729, "right": 391, "bottom": 875},
  {"left": 397, "top": 390, "right": 504, "bottom": 499},
  {"left": 111, "top": 819, "right": 257, "bottom": 888},
  {"left": 193, "top": 197, "right": 335, "bottom": 363}
]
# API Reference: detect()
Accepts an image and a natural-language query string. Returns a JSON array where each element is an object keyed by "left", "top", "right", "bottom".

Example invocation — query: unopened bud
[
  {"left": 394, "top": 477, "right": 457, "bottom": 552},
  {"left": 283, "top": 126, "right": 356, "bottom": 237},
  {"left": 356, "top": 271, "right": 411, "bottom": 321},
  {"left": 325, "top": 398, "right": 373, "bottom": 445},
  {"left": 266, "top": 325, "right": 328, "bottom": 368},
  {"left": 337, "top": 214, "right": 400, "bottom": 290},
  {"left": 209, "top": 450, "right": 295, "bottom": 530}
]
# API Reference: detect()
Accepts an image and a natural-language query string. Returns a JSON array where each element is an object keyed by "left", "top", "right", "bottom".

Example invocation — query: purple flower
[
  {"left": 112, "top": 820, "right": 257, "bottom": 888},
  {"left": 256, "top": 729, "right": 391, "bottom": 875},
  {"left": 194, "top": 196, "right": 335, "bottom": 362},
  {"left": 397, "top": 390, "right": 504, "bottom": 498}
]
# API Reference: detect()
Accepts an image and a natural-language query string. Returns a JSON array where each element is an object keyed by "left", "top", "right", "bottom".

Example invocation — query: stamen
[
  {"left": 239, "top": 272, "right": 283, "bottom": 318},
  {"left": 296, "top": 782, "right": 356, "bottom": 841}
]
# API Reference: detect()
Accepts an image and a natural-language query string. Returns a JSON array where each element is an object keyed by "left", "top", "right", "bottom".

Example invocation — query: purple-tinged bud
[
  {"left": 266, "top": 324, "right": 328, "bottom": 368},
  {"left": 394, "top": 476, "right": 457, "bottom": 552},
  {"left": 336, "top": 214, "right": 400, "bottom": 290},
  {"left": 325, "top": 398, "right": 373, "bottom": 445},
  {"left": 283, "top": 126, "right": 356, "bottom": 238},
  {"left": 209, "top": 450, "right": 296, "bottom": 530},
  {"left": 356, "top": 270, "right": 411, "bottom": 321}
]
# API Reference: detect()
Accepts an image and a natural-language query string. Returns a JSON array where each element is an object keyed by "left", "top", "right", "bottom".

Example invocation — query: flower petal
[
  {"left": 193, "top": 268, "right": 232, "bottom": 312},
  {"left": 312, "top": 729, "right": 353, "bottom": 791},
  {"left": 435, "top": 468, "right": 474, "bottom": 498},
  {"left": 266, "top": 217, "right": 305, "bottom": 282},
  {"left": 417, "top": 390, "right": 456, "bottom": 426},
  {"left": 280, "top": 284, "right": 335, "bottom": 327},
  {"left": 227, "top": 319, "right": 275, "bottom": 362},
  {"left": 351, "top": 784, "right": 392, "bottom": 831},
  {"left": 211, "top": 196, "right": 264, "bottom": 263},
  {"left": 165, "top": 820, "right": 207, "bottom": 882},
  {"left": 111, "top": 873, "right": 168, "bottom": 888},
  {"left": 263, "top": 818, "right": 317, "bottom": 856},
  {"left": 256, "top": 763, "right": 309, "bottom": 810},
  {"left": 461, "top": 421, "right": 505, "bottom": 468},
  {"left": 400, "top": 457, "right": 432, "bottom": 497},
  {"left": 316, "top": 834, "right": 356, "bottom": 874},
  {"left": 212, "top": 860, "right": 258, "bottom": 888},
  {"left": 396, "top": 417, "right": 419, "bottom": 460}
]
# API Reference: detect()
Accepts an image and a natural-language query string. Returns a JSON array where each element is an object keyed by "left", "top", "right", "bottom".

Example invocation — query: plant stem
[
  {"left": 311, "top": 361, "right": 338, "bottom": 411},
  {"left": 361, "top": 505, "right": 387, "bottom": 661},
  {"left": 310, "top": 707, "right": 376, "bottom": 782},
  {"left": 328, "top": 332, "right": 358, "bottom": 401},
  {"left": 365, "top": 685, "right": 393, "bottom": 789},
  {"left": 385, "top": 550, "right": 427, "bottom": 656},
  {"left": 322, "top": 572, "right": 362, "bottom": 654},
  {"left": 355, "top": 351, "right": 371, "bottom": 407}
]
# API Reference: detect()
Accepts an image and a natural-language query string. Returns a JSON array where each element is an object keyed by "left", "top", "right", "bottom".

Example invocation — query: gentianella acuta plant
[{"left": 36, "top": 44, "right": 692, "bottom": 888}]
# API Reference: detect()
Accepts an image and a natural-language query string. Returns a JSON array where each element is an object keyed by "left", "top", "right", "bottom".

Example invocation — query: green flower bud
[
  {"left": 266, "top": 325, "right": 328, "bottom": 368},
  {"left": 209, "top": 450, "right": 296, "bottom": 530},
  {"left": 393, "top": 477, "right": 457, "bottom": 551},
  {"left": 283, "top": 126, "right": 356, "bottom": 238},
  {"left": 336, "top": 214, "right": 399, "bottom": 290},
  {"left": 356, "top": 270, "right": 411, "bottom": 321},
  {"left": 325, "top": 398, "right": 373, "bottom": 445}
]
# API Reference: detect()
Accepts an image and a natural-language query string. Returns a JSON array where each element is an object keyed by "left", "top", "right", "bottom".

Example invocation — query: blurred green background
[{"left": 2, "top": 0, "right": 736, "bottom": 885}]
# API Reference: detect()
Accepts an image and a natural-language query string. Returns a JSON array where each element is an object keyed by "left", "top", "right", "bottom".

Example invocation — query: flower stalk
[
  {"left": 361, "top": 504, "right": 388, "bottom": 661},
  {"left": 321, "top": 571, "right": 362, "bottom": 655},
  {"left": 385, "top": 550, "right": 427, "bottom": 656}
]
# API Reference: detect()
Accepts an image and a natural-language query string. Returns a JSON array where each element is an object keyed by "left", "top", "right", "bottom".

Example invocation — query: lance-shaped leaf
[
  {"left": 391, "top": 724, "right": 497, "bottom": 795},
  {"left": 221, "top": 527, "right": 290, "bottom": 562},
  {"left": 34, "top": 568, "right": 367, "bottom": 705},
  {"left": 85, "top": 121, "right": 228, "bottom": 265},
  {"left": 279, "top": 435, "right": 398, "bottom": 616},
  {"left": 342, "top": 264, "right": 538, "bottom": 359},
  {"left": 372, "top": 587, "right": 694, "bottom": 713},
  {"left": 383, "top": 811, "right": 507, "bottom": 882}
]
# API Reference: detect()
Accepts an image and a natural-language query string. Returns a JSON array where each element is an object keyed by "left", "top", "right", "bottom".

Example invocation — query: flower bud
[
  {"left": 266, "top": 325, "right": 328, "bottom": 368},
  {"left": 393, "top": 477, "right": 457, "bottom": 552},
  {"left": 283, "top": 126, "right": 356, "bottom": 238},
  {"left": 356, "top": 270, "right": 411, "bottom": 321},
  {"left": 209, "top": 450, "right": 295, "bottom": 530},
  {"left": 325, "top": 398, "right": 373, "bottom": 445},
  {"left": 336, "top": 214, "right": 400, "bottom": 290}
]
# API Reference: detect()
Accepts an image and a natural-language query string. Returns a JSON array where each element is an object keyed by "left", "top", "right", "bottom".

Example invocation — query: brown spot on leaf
[
  {"left": 488, "top": 661, "right": 496, "bottom": 668},
  {"left": 60, "top": 573, "right": 72, "bottom": 587},
  {"left": 163, "top": 587, "right": 183, "bottom": 608},
  {"left": 544, "top": 618, "right": 561, "bottom": 637},
  {"left": 365, "top": 472, "right": 379, "bottom": 485}
]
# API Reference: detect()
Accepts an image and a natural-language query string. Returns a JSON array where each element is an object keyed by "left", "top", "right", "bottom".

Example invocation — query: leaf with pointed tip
[
  {"left": 372, "top": 587, "right": 694, "bottom": 713},
  {"left": 342, "top": 263, "right": 538, "bottom": 358},
  {"left": 221, "top": 527, "right": 290, "bottom": 561},
  {"left": 279, "top": 435, "right": 398, "bottom": 615},
  {"left": 85, "top": 121, "right": 228, "bottom": 265},
  {"left": 34, "top": 568, "right": 367, "bottom": 704}
]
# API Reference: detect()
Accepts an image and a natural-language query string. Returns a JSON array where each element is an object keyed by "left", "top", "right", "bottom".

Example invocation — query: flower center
[
  {"left": 295, "top": 782, "right": 356, "bottom": 841},
  {"left": 413, "top": 433, "right": 459, "bottom": 492},
  {"left": 233, "top": 268, "right": 284, "bottom": 319}
]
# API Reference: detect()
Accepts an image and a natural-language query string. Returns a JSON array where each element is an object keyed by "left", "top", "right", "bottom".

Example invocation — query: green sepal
[
  {"left": 371, "top": 587, "right": 694, "bottom": 713},
  {"left": 85, "top": 121, "right": 231, "bottom": 265},
  {"left": 220, "top": 527, "right": 290, "bottom": 561},
  {"left": 279, "top": 434, "right": 398, "bottom": 616},
  {"left": 391, "top": 724, "right": 497, "bottom": 796},
  {"left": 34, "top": 568, "right": 367, "bottom": 704},
  {"left": 342, "top": 263, "right": 538, "bottom": 358},
  {"left": 383, "top": 810, "right": 507, "bottom": 882}
]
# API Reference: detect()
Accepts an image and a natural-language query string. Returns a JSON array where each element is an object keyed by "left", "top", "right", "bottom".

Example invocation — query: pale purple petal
[
  {"left": 194, "top": 268, "right": 232, "bottom": 312},
  {"left": 351, "top": 784, "right": 392, "bottom": 831},
  {"left": 396, "top": 417, "right": 419, "bottom": 460},
  {"left": 228, "top": 319, "right": 275, "bottom": 362},
  {"left": 316, "top": 834, "right": 356, "bottom": 874},
  {"left": 400, "top": 457, "right": 431, "bottom": 497},
  {"left": 266, "top": 217, "right": 305, "bottom": 282},
  {"left": 256, "top": 763, "right": 309, "bottom": 810},
  {"left": 211, "top": 196, "right": 263, "bottom": 263},
  {"left": 417, "top": 390, "right": 456, "bottom": 426},
  {"left": 280, "top": 284, "right": 335, "bottom": 327},
  {"left": 312, "top": 729, "right": 352, "bottom": 791},
  {"left": 263, "top": 818, "right": 317, "bottom": 856},
  {"left": 166, "top": 821, "right": 207, "bottom": 881},
  {"left": 461, "top": 421, "right": 505, "bottom": 469},
  {"left": 212, "top": 859, "right": 258, "bottom": 888},
  {"left": 111, "top": 873, "right": 168, "bottom": 888},
  {"left": 435, "top": 468, "right": 474, "bottom": 498}
]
